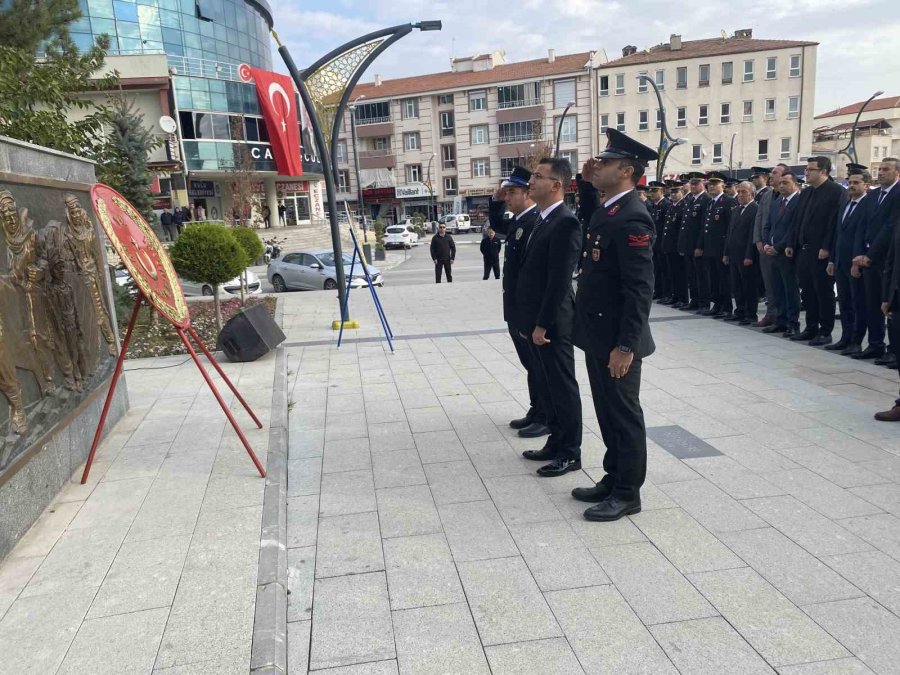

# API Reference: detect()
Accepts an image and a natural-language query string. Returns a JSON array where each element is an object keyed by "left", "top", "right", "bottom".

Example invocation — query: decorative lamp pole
[
  {"left": 636, "top": 73, "right": 687, "bottom": 181},
  {"left": 554, "top": 100, "right": 576, "bottom": 158},
  {"left": 838, "top": 90, "right": 884, "bottom": 166}
]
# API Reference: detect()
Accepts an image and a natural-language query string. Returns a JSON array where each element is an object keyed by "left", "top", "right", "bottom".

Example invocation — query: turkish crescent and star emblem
[
  {"left": 515, "top": 228, "right": 524, "bottom": 240},
  {"left": 268, "top": 82, "right": 291, "bottom": 133},
  {"left": 238, "top": 63, "right": 253, "bottom": 82},
  {"left": 246, "top": 66, "right": 303, "bottom": 176}
]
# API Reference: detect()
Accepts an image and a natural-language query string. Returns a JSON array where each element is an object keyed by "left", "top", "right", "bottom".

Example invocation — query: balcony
[
  {"left": 496, "top": 103, "right": 545, "bottom": 125},
  {"left": 499, "top": 133, "right": 541, "bottom": 145},
  {"left": 358, "top": 149, "right": 395, "bottom": 170},
  {"left": 356, "top": 116, "right": 391, "bottom": 125},
  {"left": 356, "top": 121, "right": 394, "bottom": 138}
]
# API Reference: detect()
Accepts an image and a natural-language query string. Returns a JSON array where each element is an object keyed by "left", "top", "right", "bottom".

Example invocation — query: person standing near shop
[
  {"left": 480, "top": 227, "right": 502, "bottom": 280},
  {"left": 430, "top": 223, "right": 456, "bottom": 283}
]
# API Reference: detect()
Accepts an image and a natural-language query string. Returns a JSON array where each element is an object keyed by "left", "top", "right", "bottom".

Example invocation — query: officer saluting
[{"left": 572, "top": 129, "right": 658, "bottom": 522}]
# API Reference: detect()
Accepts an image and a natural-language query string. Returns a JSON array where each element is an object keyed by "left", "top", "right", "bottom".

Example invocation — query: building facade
[{"left": 812, "top": 95, "right": 900, "bottom": 179}]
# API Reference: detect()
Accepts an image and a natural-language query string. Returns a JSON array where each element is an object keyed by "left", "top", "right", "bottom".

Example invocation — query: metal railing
[
  {"left": 355, "top": 115, "right": 391, "bottom": 125},
  {"left": 497, "top": 98, "right": 541, "bottom": 110},
  {"left": 359, "top": 149, "right": 393, "bottom": 158},
  {"left": 498, "top": 133, "right": 541, "bottom": 144},
  {"left": 167, "top": 55, "right": 245, "bottom": 82}
]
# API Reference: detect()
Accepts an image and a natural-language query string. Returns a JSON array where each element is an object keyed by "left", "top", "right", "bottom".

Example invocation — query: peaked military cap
[
  {"left": 686, "top": 171, "right": 706, "bottom": 183},
  {"left": 846, "top": 162, "right": 868, "bottom": 174},
  {"left": 501, "top": 166, "right": 531, "bottom": 189},
  {"left": 724, "top": 177, "right": 740, "bottom": 186},
  {"left": 595, "top": 128, "right": 659, "bottom": 165},
  {"left": 705, "top": 171, "right": 728, "bottom": 182},
  {"left": 635, "top": 184, "right": 649, "bottom": 192},
  {"left": 749, "top": 166, "right": 771, "bottom": 177},
  {"left": 647, "top": 180, "right": 667, "bottom": 189},
  {"left": 666, "top": 179, "right": 685, "bottom": 188}
]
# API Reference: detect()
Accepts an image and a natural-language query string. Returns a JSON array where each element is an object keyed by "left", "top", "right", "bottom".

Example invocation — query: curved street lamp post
[
  {"left": 636, "top": 73, "right": 687, "bottom": 181},
  {"left": 554, "top": 100, "right": 576, "bottom": 158},
  {"left": 837, "top": 90, "right": 884, "bottom": 166}
]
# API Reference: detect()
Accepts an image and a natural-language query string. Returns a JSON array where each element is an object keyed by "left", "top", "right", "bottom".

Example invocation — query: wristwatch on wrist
[{"left": 617, "top": 345, "right": 632, "bottom": 354}]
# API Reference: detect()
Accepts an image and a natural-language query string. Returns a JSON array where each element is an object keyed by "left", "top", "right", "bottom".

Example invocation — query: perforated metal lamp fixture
[{"left": 414, "top": 21, "right": 443, "bottom": 31}]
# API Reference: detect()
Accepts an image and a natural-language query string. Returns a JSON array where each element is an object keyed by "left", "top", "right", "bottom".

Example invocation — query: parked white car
[
  {"left": 267, "top": 249, "right": 383, "bottom": 292},
  {"left": 440, "top": 214, "right": 471, "bottom": 234},
  {"left": 114, "top": 268, "right": 261, "bottom": 298},
  {"left": 385, "top": 223, "right": 419, "bottom": 249}
]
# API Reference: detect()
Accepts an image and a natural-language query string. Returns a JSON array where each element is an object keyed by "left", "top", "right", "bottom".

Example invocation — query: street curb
[{"left": 250, "top": 299, "right": 288, "bottom": 675}]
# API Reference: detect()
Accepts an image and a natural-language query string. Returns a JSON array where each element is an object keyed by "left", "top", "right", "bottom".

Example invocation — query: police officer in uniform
[
  {"left": 661, "top": 181, "right": 687, "bottom": 306},
  {"left": 572, "top": 129, "right": 657, "bottom": 521},
  {"left": 647, "top": 181, "right": 669, "bottom": 300},
  {"left": 697, "top": 171, "right": 737, "bottom": 318},
  {"left": 679, "top": 173, "right": 710, "bottom": 310}
]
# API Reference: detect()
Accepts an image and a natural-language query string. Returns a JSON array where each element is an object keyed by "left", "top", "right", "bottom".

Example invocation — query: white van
[{"left": 441, "top": 214, "right": 471, "bottom": 234}]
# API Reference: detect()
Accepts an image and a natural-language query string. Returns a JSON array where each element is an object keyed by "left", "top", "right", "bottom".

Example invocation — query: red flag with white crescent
[{"left": 244, "top": 66, "right": 303, "bottom": 177}]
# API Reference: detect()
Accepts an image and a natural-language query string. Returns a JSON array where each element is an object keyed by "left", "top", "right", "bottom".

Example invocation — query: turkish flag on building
[{"left": 247, "top": 67, "right": 303, "bottom": 177}]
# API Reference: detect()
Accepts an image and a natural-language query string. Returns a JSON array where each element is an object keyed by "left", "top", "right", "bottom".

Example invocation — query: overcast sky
[{"left": 267, "top": 0, "right": 899, "bottom": 114}]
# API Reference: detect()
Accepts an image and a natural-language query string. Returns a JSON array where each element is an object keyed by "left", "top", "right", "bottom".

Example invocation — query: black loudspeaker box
[{"left": 216, "top": 303, "right": 286, "bottom": 362}]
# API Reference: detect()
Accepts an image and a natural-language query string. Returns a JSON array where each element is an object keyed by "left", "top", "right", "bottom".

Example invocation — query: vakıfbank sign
[{"left": 396, "top": 184, "right": 431, "bottom": 199}]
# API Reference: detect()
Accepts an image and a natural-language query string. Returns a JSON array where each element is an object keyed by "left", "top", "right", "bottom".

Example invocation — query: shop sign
[
  {"left": 188, "top": 180, "right": 217, "bottom": 197},
  {"left": 396, "top": 184, "right": 430, "bottom": 199},
  {"left": 362, "top": 187, "right": 396, "bottom": 202},
  {"left": 277, "top": 181, "right": 308, "bottom": 193}
]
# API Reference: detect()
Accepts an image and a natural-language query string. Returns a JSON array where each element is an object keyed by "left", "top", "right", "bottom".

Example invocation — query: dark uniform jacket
[
  {"left": 489, "top": 200, "right": 539, "bottom": 324},
  {"left": 479, "top": 235, "right": 502, "bottom": 260},
  {"left": 574, "top": 188, "right": 656, "bottom": 362},
  {"left": 762, "top": 192, "right": 801, "bottom": 253},
  {"left": 724, "top": 201, "right": 759, "bottom": 262},
  {"left": 430, "top": 233, "right": 456, "bottom": 262},
  {"left": 830, "top": 196, "right": 869, "bottom": 271},
  {"left": 794, "top": 178, "right": 845, "bottom": 252},
  {"left": 660, "top": 198, "right": 684, "bottom": 254},
  {"left": 881, "top": 207, "right": 900, "bottom": 303},
  {"left": 678, "top": 192, "right": 710, "bottom": 255},
  {"left": 856, "top": 182, "right": 900, "bottom": 263},
  {"left": 699, "top": 194, "right": 737, "bottom": 258},
  {"left": 514, "top": 203, "right": 582, "bottom": 336},
  {"left": 649, "top": 198, "right": 670, "bottom": 242}
]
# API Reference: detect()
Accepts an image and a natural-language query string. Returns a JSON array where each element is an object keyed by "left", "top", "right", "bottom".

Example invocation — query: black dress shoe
[
  {"left": 875, "top": 352, "right": 897, "bottom": 367},
  {"left": 713, "top": 311, "right": 732, "bottom": 320},
  {"left": 851, "top": 345, "right": 885, "bottom": 360},
  {"left": 841, "top": 343, "right": 862, "bottom": 356},
  {"left": 699, "top": 307, "right": 717, "bottom": 316},
  {"left": 824, "top": 339, "right": 849, "bottom": 351},
  {"left": 536, "top": 457, "right": 581, "bottom": 477},
  {"left": 510, "top": 409, "right": 536, "bottom": 429},
  {"left": 782, "top": 328, "right": 797, "bottom": 338},
  {"left": 762, "top": 324, "right": 787, "bottom": 334},
  {"left": 723, "top": 314, "right": 741, "bottom": 322},
  {"left": 738, "top": 317, "right": 756, "bottom": 326},
  {"left": 809, "top": 334, "right": 832, "bottom": 347},
  {"left": 660, "top": 297, "right": 676, "bottom": 305},
  {"left": 523, "top": 446, "right": 557, "bottom": 461},
  {"left": 583, "top": 495, "right": 642, "bottom": 521},
  {"left": 571, "top": 484, "right": 612, "bottom": 503},
  {"left": 790, "top": 329, "right": 817, "bottom": 342},
  {"left": 685, "top": 301, "right": 700, "bottom": 310},
  {"left": 752, "top": 316, "right": 775, "bottom": 328},
  {"left": 518, "top": 421, "right": 550, "bottom": 438}
]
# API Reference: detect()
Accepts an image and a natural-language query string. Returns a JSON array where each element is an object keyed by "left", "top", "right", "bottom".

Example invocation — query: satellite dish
[{"left": 159, "top": 115, "right": 177, "bottom": 134}]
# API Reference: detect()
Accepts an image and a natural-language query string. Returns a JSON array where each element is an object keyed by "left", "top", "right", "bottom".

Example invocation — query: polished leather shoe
[
  {"left": 752, "top": 316, "right": 775, "bottom": 328},
  {"left": 713, "top": 311, "right": 732, "bottom": 320},
  {"left": 874, "top": 405, "right": 900, "bottom": 422},
  {"left": 509, "top": 409, "right": 536, "bottom": 429},
  {"left": 762, "top": 324, "right": 786, "bottom": 334},
  {"left": 671, "top": 301, "right": 686, "bottom": 309},
  {"left": 523, "top": 446, "right": 557, "bottom": 461},
  {"left": 518, "top": 421, "right": 550, "bottom": 438},
  {"left": 824, "top": 339, "right": 849, "bottom": 351},
  {"left": 875, "top": 352, "right": 897, "bottom": 368},
  {"left": 660, "top": 297, "right": 676, "bottom": 305},
  {"left": 809, "top": 334, "right": 833, "bottom": 347},
  {"left": 583, "top": 496, "right": 642, "bottom": 522},
  {"left": 571, "top": 484, "right": 612, "bottom": 503},
  {"left": 790, "top": 329, "right": 817, "bottom": 342},
  {"left": 841, "top": 343, "right": 862, "bottom": 356},
  {"left": 699, "top": 307, "right": 717, "bottom": 316},
  {"left": 723, "top": 314, "right": 741, "bottom": 322},
  {"left": 738, "top": 317, "right": 757, "bottom": 326},
  {"left": 851, "top": 345, "right": 885, "bottom": 360},
  {"left": 536, "top": 457, "right": 581, "bottom": 477},
  {"left": 782, "top": 328, "right": 797, "bottom": 338},
  {"left": 685, "top": 301, "right": 700, "bottom": 310}
]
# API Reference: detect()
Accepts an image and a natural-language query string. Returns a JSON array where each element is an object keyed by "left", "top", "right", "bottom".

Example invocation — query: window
[
  {"left": 713, "top": 143, "right": 723, "bottom": 164},
  {"left": 406, "top": 164, "right": 422, "bottom": 182},
  {"left": 788, "top": 96, "right": 800, "bottom": 119},
  {"left": 497, "top": 82, "right": 541, "bottom": 108},
  {"left": 500, "top": 158, "right": 517, "bottom": 178},
  {"left": 874, "top": 146, "right": 881, "bottom": 159},
  {"left": 655, "top": 69, "right": 665, "bottom": 90},
  {"left": 699, "top": 64, "right": 710, "bottom": 87},
  {"left": 441, "top": 144, "right": 456, "bottom": 169},
  {"left": 440, "top": 111, "right": 455, "bottom": 136},
  {"left": 720, "top": 102, "right": 731, "bottom": 124},
  {"left": 692, "top": 144, "right": 702, "bottom": 165},
  {"left": 444, "top": 176, "right": 458, "bottom": 195},
  {"left": 615, "top": 73, "right": 625, "bottom": 95},
  {"left": 599, "top": 75, "right": 609, "bottom": 97},
  {"left": 499, "top": 120, "right": 540, "bottom": 143},
  {"left": 372, "top": 137, "right": 390, "bottom": 151},
  {"left": 758, "top": 139, "right": 769, "bottom": 160},
  {"left": 766, "top": 56, "right": 777, "bottom": 80},
  {"left": 699, "top": 104, "right": 709, "bottom": 126},
  {"left": 600, "top": 113, "right": 609, "bottom": 132},
  {"left": 468, "top": 89, "right": 486, "bottom": 112},
  {"left": 470, "top": 124, "right": 488, "bottom": 145},
  {"left": 336, "top": 139, "right": 347, "bottom": 163},
  {"left": 356, "top": 101, "right": 390, "bottom": 124},
  {"left": 402, "top": 97, "right": 420, "bottom": 119},
  {"left": 616, "top": 112, "right": 625, "bottom": 132},
  {"left": 677, "top": 66, "right": 687, "bottom": 89},
  {"left": 780, "top": 137, "right": 792, "bottom": 159},
  {"left": 743, "top": 60, "right": 754, "bottom": 82},
  {"left": 557, "top": 115, "right": 577, "bottom": 143},
  {"left": 639, "top": 110, "right": 649, "bottom": 131},
  {"left": 337, "top": 170, "right": 350, "bottom": 192},
  {"left": 472, "top": 158, "right": 490, "bottom": 177},
  {"left": 553, "top": 79, "right": 576, "bottom": 108},
  {"left": 403, "top": 132, "right": 421, "bottom": 151},
  {"left": 722, "top": 61, "right": 733, "bottom": 84},
  {"left": 765, "top": 98, "right": 776, "bottom": 119},
  {"left": 656, "top": 109, "right": 663, "bottom": 130},
  {"left": 638, "top": 72, "right": 648, "bottom": 94},
  {"left": 677, "top": 107, "right": 687, "bottom": 128},
  {"left": 438, "top": 93, "right": 454, "bottom": 105},
  {"left": 560, "top": 149, "right": 577, "bottom": 167},
  {"left": 789, "top": 54, "right": 801, "bottom": 77}
]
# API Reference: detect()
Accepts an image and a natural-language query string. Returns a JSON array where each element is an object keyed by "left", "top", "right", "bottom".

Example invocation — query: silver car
[{"left": 267, "top": 249, "right": 383, "bottom": 292}]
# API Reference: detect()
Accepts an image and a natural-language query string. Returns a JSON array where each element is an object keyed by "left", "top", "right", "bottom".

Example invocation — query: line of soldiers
[{"left": 641, "top": 156, "right": 900, "bottom": 421}]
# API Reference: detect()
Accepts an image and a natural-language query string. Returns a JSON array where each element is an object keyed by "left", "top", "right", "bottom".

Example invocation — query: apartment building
[
  {"left": 812, "top": 95, "right": 900, "bottom": 179},
  {"left": 336, "top": 50, "right": 600, "bottom": 224},
  {"left": 594, "top": 31, "right": 818, "bottom": 176}
]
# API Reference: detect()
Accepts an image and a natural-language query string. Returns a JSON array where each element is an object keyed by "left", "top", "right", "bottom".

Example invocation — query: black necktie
[
  {"left": 878, "top": 190, "right": 888, "bottom": 205},
  {"left": 526, "top": 216, "right": 544, "bottom": 251},
  {"left": 844, "top": 201, "right": 857, "bottom": 223},
  {"left": 780, "top": 197, "right": 787, "bottom": 212}
]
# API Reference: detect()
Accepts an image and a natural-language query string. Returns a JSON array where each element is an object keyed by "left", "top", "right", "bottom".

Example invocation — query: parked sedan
[
  {"left": 114, "top": 268, "right": 262, "bottom": 298},
  {"left": 267, "top": 249, "right": 383, "bottom": 292},
  {"left": 385, "top": 224, "right": 419, "bottom": 249}
]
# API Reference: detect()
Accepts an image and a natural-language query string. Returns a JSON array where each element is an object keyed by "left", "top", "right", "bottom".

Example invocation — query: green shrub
[
  {"left": 230, "top": 226, "right": 264, "bottom": 264},
  {"left": 374, "top": 220, "right": 386, "bottom": 251}
]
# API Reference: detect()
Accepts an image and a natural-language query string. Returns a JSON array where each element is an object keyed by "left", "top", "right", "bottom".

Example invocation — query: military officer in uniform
[
  {"left": 661, "top": 181, "right": 687, "bottom": 306},
  {"left": 647, "top": 181, "right": 670, "bottom": 301},
  {"left": 572, "top": 129, "right": 657, "bottom": 522},
  {"left": 697, "top": 171, "right": 737, "bottom": 318},
  {"left": 679, "top": 173, "right": 710, "bottom": 311}
]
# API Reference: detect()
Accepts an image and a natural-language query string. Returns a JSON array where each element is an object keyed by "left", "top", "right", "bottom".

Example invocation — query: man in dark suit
[
  {"left": 488, "top": 167, "right": 549, "bottom": 438},
  {"left": 679, "top": 174, "right": 710, "bottom": 311},
  {"left": 660, "top": 181, "right": 686, "bottom": 306},
  {"left": 516, "top": 158, "right": 583, "bottom": 477},
  {"left": 479, "top": 228, "right": 502, "bottom": 279},
  {"left": 647, "top": 181, "right": 669, "bottom": 300},
  {"left": 696, "top": 172, "right": 737, "bottom": 318},
  {"left": 430, "top": 224, "right": 456, "bottom": 282},
  {"left": 724, "top": 181, "right": 760, "bottom": 324},
  {"left": 762, "top": 173, "right": 803, "bottom": 337},
  {"left": 572, "top": 130, "right": 657, "bottom": 522},
  {"left": 874, "top": 186, "right": 900, "bottom": 420},
  {"left": 751, "top": 165, "right": 786, "bottom": 327},
  {"left": 792, "top": 156, "right": 845, "bottom": 345},
  {"left": 826, "top": 165, "right": 871, "bottom": 355}
]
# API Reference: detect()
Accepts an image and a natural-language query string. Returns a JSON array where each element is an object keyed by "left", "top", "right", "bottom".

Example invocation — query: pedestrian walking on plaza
[
  {"left": 173, "top": 206, "right": 185, "bottom": 235},
  {"left": 263, "top": 205, "right": 271, "bottom": 228},
  {"left": 430, "top": 223, "right": 456, "bottom": 283},
  {"left": 572, "top": 129, "right": 657, "bottom": 522},
  {"left": 159, "top": 207, "right": 175, "bottom": 241},
  {"left": 480, "top": 227, "right": 502, "bottom": 279},
  {"left": 516, "top": 158, "right": 583, "bottom": 477}
]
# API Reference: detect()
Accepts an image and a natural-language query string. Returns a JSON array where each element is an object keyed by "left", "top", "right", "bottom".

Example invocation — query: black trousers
[
  {"left": 483, "top": 257, "right": 500, "bottom": 279},
  {"left": 698, "top": 256, "right": 731, "bottom": 309},
  {"left": 668, "top": 252, "right": 687, "bottom": 302},
  {"left": 797, "top": 247, "right": 836, "bottom": 335},
  {"left": 772, "top": 254, "right": 801, "bottom": 329},
  {"left": 528, "top": 333, "right": 582, "bottom": 459},
  {"left": 508, "top": 324, "right": 544, "bottom": 420},
  {"left": 686, "top": 255, "right": 699, "bottom": 302},
  {"left": 862, "top": 265, "right": 887, "bottom": 347},
  {"left": 890, "top": 295, "right": 900, "bottom": 406},
  {"left": 835, "top": 268, "right": 867, "bottom": 345},
  {"left": 434, "top": 260, "right": 452, "bottom": 283},
  {"left": 653, "top": 247, "right": 666, "bottom": 295},
  {"left": 585, "top": 353, "right": 646, "bottom": 499},
  {"left": 162, "top": 224, "right": 175, "bottom": 241},
  {"left": 730, "top": 259, "right": 760, "bottom": 319}
]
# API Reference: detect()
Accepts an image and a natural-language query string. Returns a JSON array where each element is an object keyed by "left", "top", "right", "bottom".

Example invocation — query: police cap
[{"left": 595, "top": 129, "right": 659, "bottom": 165}]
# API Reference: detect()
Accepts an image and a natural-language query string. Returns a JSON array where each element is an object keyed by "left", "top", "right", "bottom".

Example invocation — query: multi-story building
[
  {"left": 594, "top": 31, "right": 818, "bottom": 176},
  {"left": 812, "top": 95, "right": 900, "bottom": 178}
]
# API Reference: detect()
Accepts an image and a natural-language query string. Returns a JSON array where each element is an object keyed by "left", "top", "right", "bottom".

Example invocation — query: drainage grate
[{"left": 647, "top": 425, "right": 724, "bottom": 459}]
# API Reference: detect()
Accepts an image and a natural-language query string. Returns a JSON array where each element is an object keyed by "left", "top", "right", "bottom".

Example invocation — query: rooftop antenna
[{"left": 720, "top": 29, "right": 727, "bottom": 40}]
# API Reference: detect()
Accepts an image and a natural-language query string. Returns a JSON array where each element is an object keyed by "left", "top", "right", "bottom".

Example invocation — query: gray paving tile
[
  {"left": 632, "top": 507, "right": 745, "bottom": 574},
  {"left": 424, "top": 460, "right": 489, "bottom": 505},
  {"left": 319, "top": 470, "right": 376, "bottom": 518},
  {"left": 392, "top": 603, "right": 490, "bottom": 674},
  {"left": 484, "top": 475, "right": 563, "bottom": 526},
  {"left": 458, "top": 556, "right": 560, "bottom": 646},
  {"left": 839, "top": 513, "right": 900, "bottom": 560},
  {"left": 58, "top": 607, "right": 169, "bottom": 675},
  {"left": 823, "top": 550, "right": 900, "bottom": 615},
  {"left": 778, "top": 446, "right": 888, "bottom": 489},
  {"left": 549, "top": 493, "right": 649, "bottom": 548},
  {"left": 413, "top": 430, "right": 468, "bottom": 464},
  {"left": 763, "top": 469, "right": 884, "bottom": 520},
  {"left": 371, "top": 447, "right": 427, "bottom": 489},
  {"left": 776, "top": 657, "right": 876, "bottom": 674},
  {"left": 508, "top": 521, "right": 609, "bottom": 591},
  {"left": 287, "top": 620, "right": 310, "bottom": 674},
  {"left": 689, "top": 567, "right": 848, "bottom": 667},
  {"left": 661, "top": 478, "right": 766, "bottom": 533},
  {"left": 720, "top": 528, "right": 863, "bottom": 606},
  {"left": 376, "top": 485, "right": 442, "bottom": 539},
  {"left": 860, "top": 455, "right": 900, "bottom": 483},
  {"left": 322, "top": 437, "right": 371, "bottom": 474},
  {"left": 804, "top": 597, "right": 900, "bottom": 675},
  {"left": 546, "top": 585, "right": 677, "bottom": 674},
  {"left": 651, "top": 617, "right": 775, "bottom": 674},
  {"left": 465, "top": 440, "right": 535, "bottom": 478},
  {"left": 287, "top": 546, "right": 315, "bottom": 623},
  {"left": 126, "top": 485, "right": 205, "bottom": 544},
  {"left": 438, "top": 500, "right": 518, "bottom": 562},
  {"left": 309, "top": 572, "right": 395, "bottom": 670},
  {"left": 383, "top": 534, "right": 465, "bottom": 610},
  {"left": 287, "top": 494, "right": 320, "bottom": 548},
  {"left": 368, "top": 422, "right": 416, "bottom": 453},
  {"left": 591, "top": 542, "right": 717, "bottom": 625},
  {"left": 849, "top": 483, "right": 900, "bottom": 518},
  {"left": 485, "top": 638, "right": 585, "bottom": 675},
  {"left": 6, "top": 500, "right": 82, "bottom": 558},
  {"left": 406, "top": 406, "right": 453, "bottom": 433},
  {"left": 288, "top": 429, "right": 325, "bottom": 459},
  {"left": 708, "top": 435, "right": 802, "bottom": 473},
  {"left": 316, "top": 512, "right": 384, "bottom": 578},
  {"left": 0, "top": 555, "right": 42, "bottom": 619},
  {"left": 102, "top": 442, "right": 170, "bottom": 482},
  {"left": 287, "top": 456, "right": 322, "bottom": 496},
  {"left": 305, "top": 660, "right": 399, "bottom": 675},
  {"left": 67, "top": 475, "right": 154, "bottom": 532},
  {"left": 684, "top": 456, "right": 785, "bottom": 499},
  {"left": 646, "top": 443, "right": 703, "bottom": 484}
]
